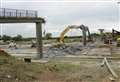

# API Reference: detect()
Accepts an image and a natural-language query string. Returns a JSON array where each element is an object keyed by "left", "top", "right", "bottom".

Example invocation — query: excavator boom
[{"left": 59, "top": 25, "right": 91, "bottom": 46}]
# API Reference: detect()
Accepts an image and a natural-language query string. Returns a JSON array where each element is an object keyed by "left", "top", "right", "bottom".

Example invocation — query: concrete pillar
[
  {"left": 87, "top": 28, "right": 91, "bottom": 41},
  {"left": 36, "top": 22, "right": 43, "bottom": 58},
  {"left": 82, "top": 30, "right": 87, "bottom": 46}
]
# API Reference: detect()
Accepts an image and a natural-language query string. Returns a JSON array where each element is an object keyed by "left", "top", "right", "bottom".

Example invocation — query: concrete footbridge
[{"left": 0, "top": 8, "right": 45, "bottom": 58}]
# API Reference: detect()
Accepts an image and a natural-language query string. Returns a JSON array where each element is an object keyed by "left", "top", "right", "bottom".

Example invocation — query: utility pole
[
  {"left": 36, "top": 22, "right": 43, "bottom": 58},
  {"left": 118, "top": 1, "right": 120, "bottom": 30}
]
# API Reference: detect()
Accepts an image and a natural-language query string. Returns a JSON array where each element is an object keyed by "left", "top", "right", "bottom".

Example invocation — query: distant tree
[
  {"left": 0, "top": 35, "right": 1, "bottom": 40},
  {"left": 57, "top": 37, "right": 60, "bottom": 42},
  {"left": 44, "top": 33, "right": 52, "bottom": 40},
  {"left": 90, "top": 33, "right": 100, "bottom": 37},
  {"left": 12, "top": 35, "right": 23, "bottom": 41},
  {"left": 64, "top": 36, "right": 68, "bottom": 38},
  {"left": 2, "top": 35, "right": 11, "bottom": 42}
]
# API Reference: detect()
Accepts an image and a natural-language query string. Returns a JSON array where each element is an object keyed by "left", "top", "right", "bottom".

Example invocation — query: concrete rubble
[
  {"left": 43, "top": 43, "right": 96, "bottom": 58},
  {"left": 1, "top": 42, "right": 114, "bottom": 58}
]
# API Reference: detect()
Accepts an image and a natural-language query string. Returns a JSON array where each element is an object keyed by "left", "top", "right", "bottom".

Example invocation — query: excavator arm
[
  {"left": 59, "top": 25, "right": 79, "bottom": 43},
  {"left": 59, "top": 27, "right": 71, "bottom": 44},
  {"left": 59, "top": 25, "right": 92, "bottom": 46},
  {"left": 86, "top": 26, "right": 92, "bottom": 41}
]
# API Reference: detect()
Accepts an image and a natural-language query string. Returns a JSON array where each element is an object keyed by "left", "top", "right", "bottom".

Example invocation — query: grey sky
[{"left": 0, "top": 0, "right": 119, "bottom": 37}]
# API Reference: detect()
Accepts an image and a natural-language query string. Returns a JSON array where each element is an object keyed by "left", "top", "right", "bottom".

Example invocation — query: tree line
[
  {"left": 0, "top": 35, "right": 23, "bottom": 42},
  {"left": 0, "top": 33, "right": 101, "bottom": 42},
  {"left": 0, "top": 33, "right": 53, "bottom": 42}
]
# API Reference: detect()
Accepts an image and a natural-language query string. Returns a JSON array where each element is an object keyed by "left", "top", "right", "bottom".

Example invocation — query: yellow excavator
[{"left": 59, "top": 25, "right": 92, "bottom": 46}]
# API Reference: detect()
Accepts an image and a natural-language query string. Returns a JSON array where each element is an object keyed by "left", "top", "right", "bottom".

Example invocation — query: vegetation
[
  {"left": 113, "top": 35, "right": 120, "bottom": 41},
  {"left": 44, "top": 33, "right": 52, "bottom": 40},
  {"left": 0, "top": 35, "right": 35, "bottom": 42},
  {"left": 0, "top": 35, "right": 1, "bottom": 40},
  {"left": 0, "top": 34, "right": 83, "bottom": 44},
  {"left": 12, "top": 35, "right": 23, "bottom": 41},
  {"left": 1, "top": 34, "right": 23, "bottom": 42},
  {"left": 0, "top": 53, "right": 119, "bottom": 82},
  {"left": 2, "top": 35, "right": 11, "bottom": 42},
  {"left": 0, "top": 53, "right": 81, "bottom": 82},
  {"left": 0, "top": 45, "right": 120, "bottom": 82},
  {"left": 90, "top": 33, "right": 100, "bottom": 37}
]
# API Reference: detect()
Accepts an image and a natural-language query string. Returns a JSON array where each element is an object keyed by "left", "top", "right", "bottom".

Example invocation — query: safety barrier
[{"left": 0, "top": 8, "right": 38, "bottom": 18}]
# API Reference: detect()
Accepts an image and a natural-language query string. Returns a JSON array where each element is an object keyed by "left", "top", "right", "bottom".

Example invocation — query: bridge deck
[{"left": 0, "top": 8, "right": 45, "bottom": 23}]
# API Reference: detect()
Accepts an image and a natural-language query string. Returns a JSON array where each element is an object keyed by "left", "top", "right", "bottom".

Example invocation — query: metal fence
[{"left": 0, "top": 8, "right": 38, "bottom": 18}]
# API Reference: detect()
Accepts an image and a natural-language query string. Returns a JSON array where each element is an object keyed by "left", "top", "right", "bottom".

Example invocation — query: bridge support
[
  {"left": 82, "top": 30, "right": 87, "bottom": 46},
  {"left": 36, "top": 22, "right": 43, "bottom": 58},
  {"left": 0, "top": 8, "right": 45, "bottom": 59}
]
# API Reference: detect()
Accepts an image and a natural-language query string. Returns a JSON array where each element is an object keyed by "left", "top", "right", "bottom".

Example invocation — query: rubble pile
[{"left": 43, "top": 44, "right": 84, "bottom": 58}]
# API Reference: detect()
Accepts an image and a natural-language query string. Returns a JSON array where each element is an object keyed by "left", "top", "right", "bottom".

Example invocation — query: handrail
[{"left": 0, "top": 8, "right": 38, "bottom": 18}]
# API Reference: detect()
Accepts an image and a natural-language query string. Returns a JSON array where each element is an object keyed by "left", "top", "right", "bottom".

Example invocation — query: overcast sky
[{"left": 0, "top": 0, "right": 120, "bottom": 37}]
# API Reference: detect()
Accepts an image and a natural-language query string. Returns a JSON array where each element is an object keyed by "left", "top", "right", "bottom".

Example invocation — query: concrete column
[
  {"left": 82, "top": 30, "right": 87, "bottom": 46},
  {"left": 36, "top": 22, "right": 43, "bottom": 58}
]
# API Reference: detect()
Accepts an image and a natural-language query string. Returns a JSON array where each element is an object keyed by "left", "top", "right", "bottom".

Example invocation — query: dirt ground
[
  {"left": 0, "top": 42, "right": 120, "bottom": 82},
  {"left": 0, "top": 53, "right": 120, "bottom": 82},
  {"left": 1, "top": 41, "right": 120, "bottom": 58}
]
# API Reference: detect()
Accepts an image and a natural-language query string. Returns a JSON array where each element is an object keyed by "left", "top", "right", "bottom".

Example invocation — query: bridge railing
[{"left": 0, "top": 8, "right": 38, "bottom": 18}]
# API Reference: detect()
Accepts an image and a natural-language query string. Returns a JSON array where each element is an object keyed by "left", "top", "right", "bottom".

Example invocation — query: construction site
[{"left": 0, "top": 1, "right": 120, "bottom": 82}]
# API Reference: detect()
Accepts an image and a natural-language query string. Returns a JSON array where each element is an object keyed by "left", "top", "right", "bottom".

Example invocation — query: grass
[
  {"left": 0, "top": 52, "right": 81, "bottom": 82},
  {"left": 0, "top": 51, "right": 120, "bottom": 82}
]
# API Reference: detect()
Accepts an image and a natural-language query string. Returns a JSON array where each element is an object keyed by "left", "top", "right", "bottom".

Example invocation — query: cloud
[
  {"left": 0, "top": 0, "right": 119, "bottom": 37},
  {"left": 0, "top": 23, "right": 36, "bottom": 37}
]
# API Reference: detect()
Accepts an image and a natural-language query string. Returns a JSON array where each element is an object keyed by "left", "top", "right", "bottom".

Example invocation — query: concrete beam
[{"left": 0, "top": 17, "right": 45, "bottom": 23}]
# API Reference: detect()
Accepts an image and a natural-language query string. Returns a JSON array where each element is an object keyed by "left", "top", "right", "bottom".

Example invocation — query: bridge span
[{"left": 0, "top": 8, "right": 45, "bottom": 58}]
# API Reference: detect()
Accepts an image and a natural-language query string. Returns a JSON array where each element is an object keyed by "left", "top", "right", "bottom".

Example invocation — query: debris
[
  {"left": 15, "top": 78, "right": 18, "bottom": 81},
  {"left": 0, "top": 49, "right": 10, "bottom": 57},
  {"left": 109, "top": 77, "right": 115, "bottom": 82},
  {"left": 6, "top": 75, "right": 12, "bottom": 79},
  {"left": 0, "top": 48, "right": 4, "bottom": 52},
  {"left": 103, "top": 57, "right": 118, "bottom": 78},
  {"left": 24, "top": 58, "right": 31, "bottom": 63},
  {"left": 43, "top": 44, "right": 83, "bottom": 57}
]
